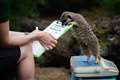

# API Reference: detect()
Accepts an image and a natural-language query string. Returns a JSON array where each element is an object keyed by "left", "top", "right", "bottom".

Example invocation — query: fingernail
[
  {"left": 54, "top": 40, "right": 57, "bottom": 44},
  {"left": 53, "top": 44, "right": 56, "bottom": 47},
  {"left": 48, "top": 46, "right": 53, "bottom": 50},
  {"left": 50, "top": 46, "right": 53, "bottom": 50},
  {"left": 35, "top": 26, "right": 39, "bottom": 30},
  {"left": 45, "top": 47, "right": 49, "bottom": 50}
]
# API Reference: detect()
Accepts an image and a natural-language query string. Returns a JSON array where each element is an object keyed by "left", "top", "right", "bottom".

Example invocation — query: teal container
[
  {"left": 71, "top": 73, "right": 117, "bottom": 80},
  {"left": 70, "top": 56, "right": 119, "bottom": 80}
]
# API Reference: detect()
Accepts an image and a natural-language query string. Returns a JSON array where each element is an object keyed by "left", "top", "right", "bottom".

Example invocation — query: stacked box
[{"left": 70, "top": 56, "right": 119, "bottom": 80}]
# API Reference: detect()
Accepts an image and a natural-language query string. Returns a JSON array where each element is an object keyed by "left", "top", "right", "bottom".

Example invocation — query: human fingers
[
  {"left": 40, "top": 42, "right": 50, "bottom": 50},
  {"left": 48, "top": 33, "right": 58, "bottom": 44},
  {"left": 44, "top": 42, "right": 56, "bottom": 50},
  {"left": 50, "top": 43, "right": 56, "bottom": 48},
  {"left": 40, "top": 40, "right": 55, "bottom": 50}
]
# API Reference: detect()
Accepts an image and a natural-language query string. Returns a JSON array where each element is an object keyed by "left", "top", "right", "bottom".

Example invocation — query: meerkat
[{"left": 60, "top": 11, "right": 101, "bottom": 64}]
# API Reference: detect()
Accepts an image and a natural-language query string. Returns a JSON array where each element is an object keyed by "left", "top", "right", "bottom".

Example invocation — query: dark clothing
[
  {"left": 0, "top": 0, "right": 21, "bottom": 79},
  {"left": 0, "top": 47, "right": 21, "bottom": 80},
  {"left": 0, "top": 0, "right": 9, "bottom": 23}
]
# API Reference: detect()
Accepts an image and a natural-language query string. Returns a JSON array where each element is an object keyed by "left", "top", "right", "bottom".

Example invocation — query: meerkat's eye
[{"left": 67, "top": 15, "right": 72, "bottom": 19}]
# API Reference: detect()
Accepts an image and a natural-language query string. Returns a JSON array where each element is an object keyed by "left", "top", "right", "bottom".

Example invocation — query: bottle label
[{"left": 32, "top": 20, "right": 75, "bottom": 58}]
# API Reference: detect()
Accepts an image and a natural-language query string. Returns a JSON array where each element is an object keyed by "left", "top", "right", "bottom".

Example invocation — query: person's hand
[
  {"left": 38, "top": 31, "right": 57, "bottom": 50},
  {"left": 31, "top": 28, "right": 57, "bottom": 50}
]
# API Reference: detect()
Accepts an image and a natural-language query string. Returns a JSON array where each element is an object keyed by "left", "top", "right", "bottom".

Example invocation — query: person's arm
[
  {"left": 0, "top": 21, "right": 10, "bottom": 46},
  {"left": 0, "top": 21, "right": 36, "bottom": 47},
  {"left": 9, "top": 31, "right": 36, "bottom": 46},
  {"left": 0, "top": 21, "right": 57, "bottom": 49}
]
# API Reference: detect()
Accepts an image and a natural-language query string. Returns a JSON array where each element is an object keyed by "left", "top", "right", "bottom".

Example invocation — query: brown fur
[{"left": 60, "top": 11, "right": 101, "bottom": 63}]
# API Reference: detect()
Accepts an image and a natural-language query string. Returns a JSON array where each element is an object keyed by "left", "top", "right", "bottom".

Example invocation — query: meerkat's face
[
  {"left": 60, "top": 11, "right": 79, "bottom": 27},
  {"left": 61, "top": 16, "right": 73, "bottom": 25}
]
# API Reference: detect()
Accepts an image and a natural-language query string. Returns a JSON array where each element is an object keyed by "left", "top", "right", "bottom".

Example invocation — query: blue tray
[{"left": 70, "top": 55, "right": 119, "bottom": 77}]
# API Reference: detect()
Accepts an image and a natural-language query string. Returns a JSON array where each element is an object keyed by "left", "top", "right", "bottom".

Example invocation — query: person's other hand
[{"left": 32, "top": 29, "right": 57, "bottom": 50}]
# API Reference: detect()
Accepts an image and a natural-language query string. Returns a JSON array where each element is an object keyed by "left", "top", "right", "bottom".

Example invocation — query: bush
[
  {"left": 36, "top": 0, "right": 100, "bottom": 15},
  {"left": 10, "top": 0, "right": 39, "bottom": 31},
  {"left": 11, "top": 0, "right": 39, "bottom": 17},
  {"left": 101, "top": 0, "right": 120, "bottom": 13}
]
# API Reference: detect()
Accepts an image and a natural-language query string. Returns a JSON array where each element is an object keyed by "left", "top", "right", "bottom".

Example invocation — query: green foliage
[
  {"left": 36, "top": 0, "right": 101, "bottom": 13},
  {"left": 10, "top": 0, "right": 39, "bottom": 31},
  {"left": 11, "top": 0, "right": 37, "bottom": 17},
  {"left": 10, "top": 18, "right": 20, "bottom": 31},
  {"left": 93, "top": 25, "right": 111, "bottom": 47},
  {"left": 10, "top": 0, "right": 120, "bottom": 31},
  {"left": 39, "top": 0, "right": 48, "bottom": 5},
  {"left": 10, "top": 0, "right": 120, "bottom": 17},
  {"left": 93, "top": 25, "right": 109, "bottom": 35},
  {"left": 100, "top": 0, "right": 120, "bottom": 13},
  {"left": 10, "top": 17, "right": 25, "bottom": 31},
  {"left": 99, "top": 39, "right": 111, "bottom": 47}
]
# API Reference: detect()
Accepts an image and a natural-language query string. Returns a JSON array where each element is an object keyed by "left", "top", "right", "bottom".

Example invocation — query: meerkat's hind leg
[
  {"left": 96, "top": 54, "right": 101, "bottom": 64},
  {"left": 82, "top": 56, "right": 91, "bottom": 64},
  {"left": 80, "top": 43, "right": 91, "bottom": 64},
  {"left": 87, "top": 54, "right": 101, "bottom": 64},
  {"left": 86, "top": 55, "right": 91, "bottom": 64}
]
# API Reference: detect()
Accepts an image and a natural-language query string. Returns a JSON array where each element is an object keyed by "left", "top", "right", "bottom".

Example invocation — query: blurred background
[{"left": 10, "top": 0, "right": 120, "bottom": 80}]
